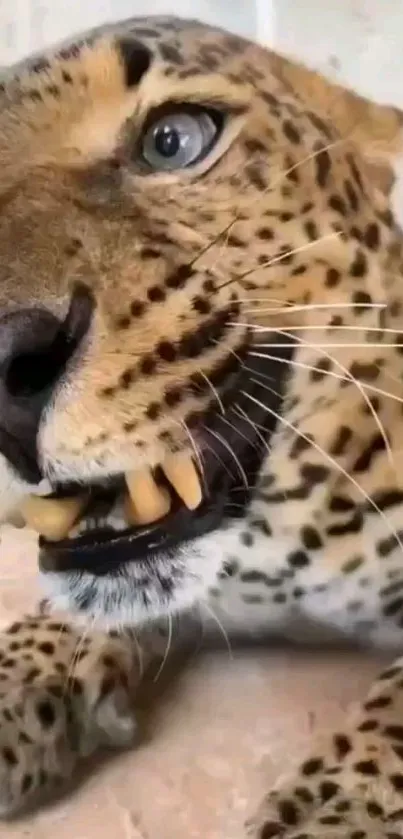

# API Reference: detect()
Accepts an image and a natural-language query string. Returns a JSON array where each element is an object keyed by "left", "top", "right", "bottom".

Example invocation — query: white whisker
[
  {"left": 204, "top": 426, "right": 249, "bottom": 489},
  {"left": 216, "top": 413, "right": 260, "bottom": 452},
  {"left": 236, "top": 296, "right": 294, "bottom": 305},
  {"left": 235, "top": 403, "right": 288, "bottom": 505},
  {"left": 172, "top": 417, "right": 205, "bottom": 481},
  {"left": 66, "top": 619, "right": 94, "bottom": 693},
  {"left": 231, "top": 301, "right": 387, "bottom": 322},
  {"left": 249, "top": 350, "right": 403, "bottom": 406},
  {"left": 200, "top": 601, "right": 234, "bottom": 659},
  {"left": 242, "top": 387, "right": 403, "bottom": 556},
  {"left": 189, "top": 137, "right": 345, "bottom": 272},
  {"left": 234, "top": 403, "right": 274, "bottom": 458},
  {"left": 267, "top": 327, "right": 396, "bottom": 475},
  {"left": 197, "top": 370, "right": 225, "bottom": 414},
  {"left": 237, "top": 232, "right": 341, "bottom": 283},
  {"left": 256, "top": 325, "right": 399, "bottom": 333},
  {"left": 252, "top": 343, "right": 402, "bottom": 348},
  {"left": 128, "top": 628, "right": 145, "bottom": 681},
  {"left": 153, "top": 615, "right": 173, "bottom": 683},
  {"left": 202, "top": 438, "right": 237, "bottom": 482}
]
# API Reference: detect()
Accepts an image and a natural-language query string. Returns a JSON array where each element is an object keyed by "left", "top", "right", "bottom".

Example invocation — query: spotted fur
[
  {"left": 1, "top": 13, "right": 403, "bottom": 832},
  {"left": 0, "top": 610, "right": 138, "bottom": 815}
]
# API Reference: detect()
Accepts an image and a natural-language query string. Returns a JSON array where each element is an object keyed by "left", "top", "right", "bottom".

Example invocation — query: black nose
[{"left": 0, "top": 284, "right": 93, "bottom": 483}]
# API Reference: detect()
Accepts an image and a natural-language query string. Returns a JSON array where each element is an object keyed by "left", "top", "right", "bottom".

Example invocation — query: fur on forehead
[{"left": 0, "top": 30, "right": 252, "bottom": 181}]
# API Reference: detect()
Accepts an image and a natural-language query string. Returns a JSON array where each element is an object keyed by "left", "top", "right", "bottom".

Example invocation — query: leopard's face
[{"left": 0, "top": 17, "right": 400, "bottom": 628}]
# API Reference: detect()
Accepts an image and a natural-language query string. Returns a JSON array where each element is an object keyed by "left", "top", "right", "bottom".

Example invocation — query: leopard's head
[{"left": 1, "top": 17, "right": 402, "bottom": 627}]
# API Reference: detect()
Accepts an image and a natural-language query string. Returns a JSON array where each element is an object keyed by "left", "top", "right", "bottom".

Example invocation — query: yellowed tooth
[
  {"left": 20, "top": 495, "right": 87, "bottom": 541},
  {"left": 162, "top": 454, "right": 202, "bottom": 510},
  {"left": 125, "top": 469, "right": 171, "bottom": 525}
]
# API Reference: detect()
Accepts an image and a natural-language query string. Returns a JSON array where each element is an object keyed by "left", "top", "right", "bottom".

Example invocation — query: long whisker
[
  {"left": 250, "top": 334, "right": 395, "bottom": 475},
  {"left": 235, "top": 295, "right": 292, "bottom": 305},
  {"left": 197, "top": 370, "right": 225, "bottom": 415},
  {"left": 183, "top": 420, "right": 205, "bottom": 476},
  {"left": 65, "top": 620, "right": 93, "bottom": 694},
  {"left": 248, "top": 324, "right": 402, "bottom": 334},
  {"left": 153, "top": 614, "right": 173, "bottom": 683},
  {"left": 373, "top": 355, "right": 403, "bottom": 396},
  {"left": 232, "top": 302, "right": 387, "bottom": 322},
  {"left": 203, "top": 426, "right": 249, "bottom": 488},
  {"left": 249, "top": 350, "right": 403, "bottom": 407},
  {"left": 234, "top": 403, "right": 275, "bottom": 458},
  {"left": 266, "top": 326, "right": 395, "bottom": 474},
  {"left": 202, "top": 438, "right": 237, "bottom": 482},
  {"left": 217, "top": 232, "right": 342, "bottom": 292},
  {"left": 234, "top": 403, "right": 288, "bottom": 506},
  {"left": 242, "top": 386, "right": 403, "bottom": 556},
  {"left": 187, "top": 137, "right": 345, "bottom": 272},
  {"left": 250, "top": 342, "right": 402, "bottom": 348},
  {"left": 127, "top": 626, "right": 145, "bottom": 682},
  {"left": 239, "top": 232, "right": 341, "bottom": 282},
  {"left": 216, "top": 412, "right": 261, "bottom": 452},
  {"left": 173, "top": 417, "right": 205, "bottom": 481},
  {"left": 200, "top": 601, "right": 234, "bottom": 659}
]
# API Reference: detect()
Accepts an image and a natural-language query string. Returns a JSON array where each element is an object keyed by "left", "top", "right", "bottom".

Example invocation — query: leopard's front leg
[
  {"left": 0, "top": 609, "right": 170, "bottom": 817},
  {"left": 246, "top": 657, "right": 403, "bottom": 838}
]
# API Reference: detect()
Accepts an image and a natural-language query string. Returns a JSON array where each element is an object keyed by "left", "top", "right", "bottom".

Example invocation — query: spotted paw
[{"left": 0, "top": 613, "right": 139, "bottom": 816}]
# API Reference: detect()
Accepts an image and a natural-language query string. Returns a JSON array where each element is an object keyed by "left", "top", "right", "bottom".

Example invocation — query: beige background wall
[{"left": 1, "top": 0, "right": 403, "bottom": 107}]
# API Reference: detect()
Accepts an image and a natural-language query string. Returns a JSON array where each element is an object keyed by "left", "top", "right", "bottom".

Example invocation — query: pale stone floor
[{"left": 0, "top": 525, "right": 386, "bottom": 839}]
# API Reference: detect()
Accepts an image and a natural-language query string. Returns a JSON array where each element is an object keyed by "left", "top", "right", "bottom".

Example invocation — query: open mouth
[
  {"left": 22, "top": 453, "right": 203, "bottom": 540},
  {"left": 24, "top": 454, "right": 208, "bottom": 571},
  {"left": 12, "top": 333, "right": 296, "bottom": 576}
]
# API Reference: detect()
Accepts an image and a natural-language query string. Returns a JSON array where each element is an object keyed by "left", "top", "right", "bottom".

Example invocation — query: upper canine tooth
[
  {"left": 162, "top": 454, "right": 202, "bottom": 510},
  {"left": 20, "top": 495, "right": 87, "bottom": 541},
  {"left": 125, "top": 469, "right": 171, "bottom": 525}
]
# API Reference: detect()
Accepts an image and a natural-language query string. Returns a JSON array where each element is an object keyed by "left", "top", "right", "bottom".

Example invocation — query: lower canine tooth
[
  {"left": 125, "top": 469, "right": 171, "bottom": 525},
  {"left": 20, "top": 495, "right": 87, "bottom": 541},
  {"left": 162, "top": 454, "right": 202, "bottom": 510}
]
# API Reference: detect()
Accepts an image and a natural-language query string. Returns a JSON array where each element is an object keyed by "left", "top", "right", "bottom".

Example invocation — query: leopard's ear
[{"left": 268, "top": 49, "right": 403, "bottom": 196}]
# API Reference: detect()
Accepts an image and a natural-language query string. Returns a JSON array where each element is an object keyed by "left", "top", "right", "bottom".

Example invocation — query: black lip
[{"left": 39, "top": 333, "right": 296, "bottom": 576}]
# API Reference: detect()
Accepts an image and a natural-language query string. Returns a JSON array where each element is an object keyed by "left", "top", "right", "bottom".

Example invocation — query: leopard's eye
[{"left": 139, "top": 104, "right": 223, "bottom": 171}]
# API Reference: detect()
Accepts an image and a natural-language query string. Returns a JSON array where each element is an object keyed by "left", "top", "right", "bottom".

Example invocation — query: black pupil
[{"left": 154, "top": 124, "right": 180, "bottom": 158}]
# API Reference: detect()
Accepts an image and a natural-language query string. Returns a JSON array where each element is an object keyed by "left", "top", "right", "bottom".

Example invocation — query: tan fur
[
  {"left": 0, "top": 19, "right": 403, "bottom": 604},
  {"left": 267, "top": 50, "right": 403, "bottom": 186},
  {"left": 2, "top": 16, "right": 403, "bottom": 827},
  {"left": 0, "top": 20, "right": 401, "bottom": 488}
]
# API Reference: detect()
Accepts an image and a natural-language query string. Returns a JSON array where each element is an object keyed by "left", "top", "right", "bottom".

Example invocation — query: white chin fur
[{"left": 38, "top": 533, "right": 230, "bottom": 631}]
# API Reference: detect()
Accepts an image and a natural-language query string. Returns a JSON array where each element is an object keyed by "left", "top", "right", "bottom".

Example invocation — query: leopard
[{"left": 1, "top": 12, "right": 403, "bottom": 836}]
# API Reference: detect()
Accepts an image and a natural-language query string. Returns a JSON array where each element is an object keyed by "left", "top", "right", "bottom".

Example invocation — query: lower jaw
[{"left": 39, "top": 334, "right": 296, "bottom": 578}]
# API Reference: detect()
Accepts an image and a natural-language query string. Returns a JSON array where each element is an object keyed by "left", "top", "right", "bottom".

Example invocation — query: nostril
[
  {"left": 6, "top": 287, "right": 93, "bottom": 399},
  {"left": 6, "top": 341, "right": 69, "bottom": 398},
  {"left": 3, "top": 283, "right": 94, "bottom": 400},
  {"left": 0, "top": 283, "right": 94, "bottom": 481},
  {"left": 6, "top": 342, "right": 67, "bottom": 399},
  {"left": 6, "top": 355, "right": 48, "bottom": 398}
]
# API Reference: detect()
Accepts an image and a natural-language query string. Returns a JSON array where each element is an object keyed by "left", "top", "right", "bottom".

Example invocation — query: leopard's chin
[{"left": 37, "top": 334, "right": 295, "bottom": 617}]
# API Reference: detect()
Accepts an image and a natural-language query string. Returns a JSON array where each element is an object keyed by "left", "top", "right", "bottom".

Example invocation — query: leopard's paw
[{"left": 0, "top": 614, "right": 139, "bottom": 816}]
